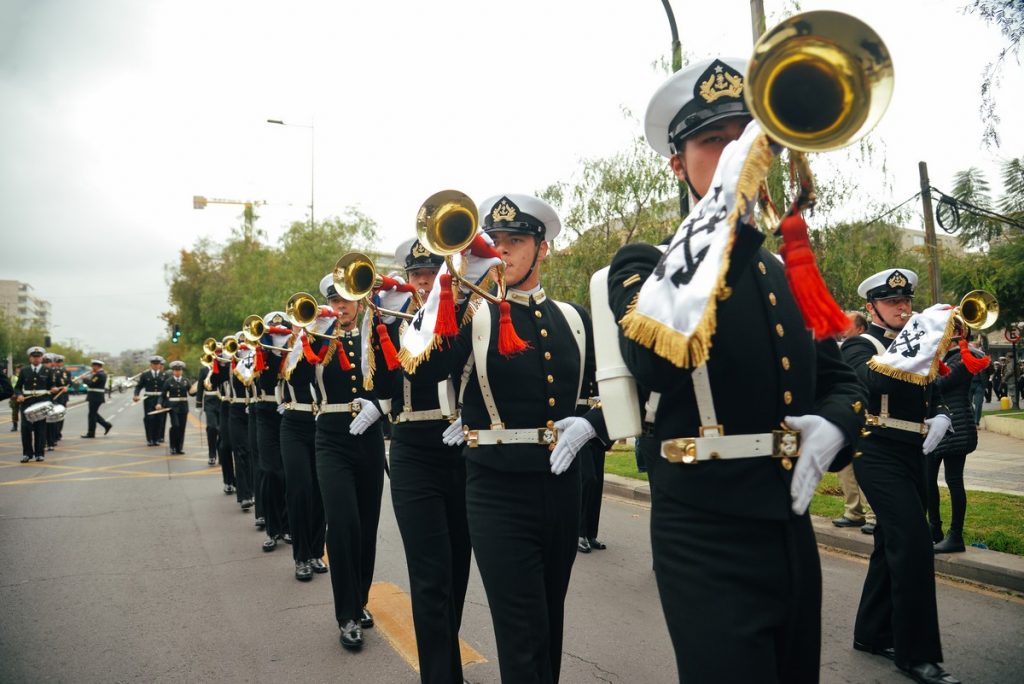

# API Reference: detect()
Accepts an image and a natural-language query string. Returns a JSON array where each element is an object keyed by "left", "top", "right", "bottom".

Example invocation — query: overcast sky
[{"left": 2, "top": 0, "right": 1021, "bottom": 355}]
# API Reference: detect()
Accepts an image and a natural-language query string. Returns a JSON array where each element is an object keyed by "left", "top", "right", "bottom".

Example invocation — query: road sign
[{"left": 1006, "top": 325, "right": 1021, "bottom": 343}]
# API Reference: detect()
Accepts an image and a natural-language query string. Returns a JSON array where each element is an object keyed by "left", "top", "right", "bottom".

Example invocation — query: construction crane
[{"left": 192, "top": 195, "right": 267, "bottom": 240}]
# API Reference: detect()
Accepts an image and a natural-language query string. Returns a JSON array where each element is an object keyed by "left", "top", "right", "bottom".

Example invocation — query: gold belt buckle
[
  {"left": 772, "top": 428, "right": 801, "bottom": 459},
  {"left": 538, "top": 426, "right": 559, "bottom": 446},
  {"left": 865, "top": 414, "right": 881, "bottom": 427},
  {"left": 464, "top": 427, "right": 479, "bottom": 448},
  {"left": 348, "top": 401, "right": 362, "bottom": 414},
  {"left": 663, "top": 437, "right": 699, "bottom": 464}
]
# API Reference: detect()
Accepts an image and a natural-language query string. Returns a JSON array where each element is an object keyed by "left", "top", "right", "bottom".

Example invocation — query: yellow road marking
[{"left": 0, "top": 468, "right": 218, "bottom": 486}]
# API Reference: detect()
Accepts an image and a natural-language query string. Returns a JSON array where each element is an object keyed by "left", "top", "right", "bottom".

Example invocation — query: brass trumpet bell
[
  {"left": 242, "top": 315, "right": 266, "bottom": 344},
  {"left": 223, "top": 336, "right": 240, "bottom": 356},
  {"left": 746, "top": 10, "right": 894, "bottom": 153},
  {"left": 202, "top": 337, "right": 218, "bottom": 355},
  {"left": 416, "top": 190, "right": 479, "bottom": 256},
  {"left": 957, "top": 290, "right": 999, "bottom": 331},
  {"left": 286, "top": 292, "right": 319, "bottom": 329},
  {"left": 333, "top": 252, "right": 381, "bottom": 301},
  {"left": 200, "top": 352, "right": 216, "bottom": 368}
]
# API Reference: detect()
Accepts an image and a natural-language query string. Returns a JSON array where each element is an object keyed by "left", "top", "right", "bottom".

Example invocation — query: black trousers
[
  {"left": 853, "top": 438, "right": 943, "bottom": 668},
  {"left": 229, "top": 405, "right": 253, "bottom": 502},
  {"left": 281, "top": 411, "right": 325, "bottom": 563},
  {"left": 579, "top": 440, "right": 605, "bottom": 540},
  {"left": 255, "top": 406, "right": 288, "bottom": 537},
  {"left": 142, "top": 397, "right": 161, "bottom": 443},
  {"left": 249, "top": 409, "right": 261, "bottom": 518},
  {"left": 218, "top": 402, "right": 235, "bottom": 486},
  {"left": 168, "top": 409, "right": 187, "bottom": 452},
  {"left": 927, "top": 451, "right": 968, "bottom": 533},
  {"left": 203, "top": 401, "right": 221, "bottom": 463},
  {"left": 21, "top": 411, "right": 47, "bottom": 457},
  {"left": 157, "top": 408, "right": 168, "bottom": 441},
  {"left": 390, "top": 432, "right": 471, "bottom": 684},
  {"left": 651, "top": 489, "right": 821, "bottom": 684},
  {"left": 466, "top": 459, "right": 580, "bottom": 684},
  {"left": 87, "top": 400, "right": 111, "bottom": 436}
]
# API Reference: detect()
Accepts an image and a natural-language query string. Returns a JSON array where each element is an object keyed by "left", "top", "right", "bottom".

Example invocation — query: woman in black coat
[{"left": 927, "top": 338, "right": 987, "bottom": 553}]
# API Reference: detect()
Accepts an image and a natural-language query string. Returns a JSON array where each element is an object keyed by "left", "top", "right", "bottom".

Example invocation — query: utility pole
[
  {"left": 659, "top": 1, "right": 687, "bottom": 219},
  {"left": 918, "top": 162, "right": 942, "bottom": 303},
  {"left": 749, "top": 0, "right": 766, "bottom": 41}
]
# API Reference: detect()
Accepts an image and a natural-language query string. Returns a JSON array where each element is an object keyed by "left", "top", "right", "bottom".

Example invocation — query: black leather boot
[{"left": 934, "top": 529, "right": 965, "bottom": 553}]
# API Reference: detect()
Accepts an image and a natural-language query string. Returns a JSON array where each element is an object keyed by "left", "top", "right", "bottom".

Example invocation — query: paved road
[{"left": 2, "top": 398, "right": 1022, "bottom": 683}]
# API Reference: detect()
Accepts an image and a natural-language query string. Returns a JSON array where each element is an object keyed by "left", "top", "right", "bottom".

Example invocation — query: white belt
[
  {"left": 660, "top": 428, "right": 801, "bottom": 464},
  {"left": 393, "top": 408, "right": 446, "bottom": 423},
  {"left": 256, "top": 393, "right": 276, "bottom": 402},
  {"left": 167, "top": 397, "right": 188, "bottom": 402},
  {"left": 865, "top": 414, "right": 927, "bottom": 435},
  {"left": 24, "top": 390, "right": 49, "bottom": 396},
  {"left": 143, "top": 391, "right": 162, "bottom": 397},
  {"left": 285, "top": 402, "right": 315, "bottom": 412},
  {"left": 466, "top": 424, "right": 559, "bottom": 448},
  {"left": 318, "top": 401, "right": 363, "bottom": 415},
  {"left": 88, "top": 388, "right": 106, "bottom": 393}
]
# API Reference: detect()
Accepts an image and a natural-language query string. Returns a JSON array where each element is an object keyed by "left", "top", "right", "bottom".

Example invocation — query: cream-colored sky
[{"left": 2, "top": 0, "right": 1021, "bottom": 354}]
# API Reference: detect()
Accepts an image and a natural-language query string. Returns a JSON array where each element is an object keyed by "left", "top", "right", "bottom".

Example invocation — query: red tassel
[
  {"left": 301, "top": 333, "right": 319, "bottom": 364},
  {"left": 230, "top": 361, "right": 237, "bottom": 372},
  {"left": 497, "top": 300, "right": 530, "bottom": 357},
  {"left": 318, "top": 306, "right": 337, "bottom": 318},
  {"left": 337, "top": 344, "right": 353, "bottom": 370},
  {"left": 254, "top": 348, "right": 267, "bottom": 373},
  {"left": 434, "top": 273, "right": 459, "bottom": 337},
  {"left": 266, "top": 326, "right": 292, "bottom": 335},
  {"left": 959, "top": 338, "right": 990, "bottom": 374},
  {"left": 778, "top": 210, "right": 848, "bottom": 340},
  {"left": 210, "top": 361, "right": 219, "bottom": 376},
  {"left": 938, "top": 361, "right": 951, "bottom": 376},
  {"left": 468, "top": 234, "right": 501, "bottom": 259},
  {"left": 376, "top": 323, "right": 401, "bottom": 370}
]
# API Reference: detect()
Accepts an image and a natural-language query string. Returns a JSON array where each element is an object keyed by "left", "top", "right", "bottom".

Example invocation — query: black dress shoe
[
  {"left": 282, "top": 532, "right": 292, "bottom": 544},
  {"left": 241, "top": 498, "right": 254, "bottom": 511},
  {"left": 223, "top": 484, "right": 236, "bottom": 494},
  {"left": 10, "top": 425, "right": 18, "bottom": 432},
  {"left": 254, "top": 517, "right": 266, "bottom": 530},
  {"left": 360, "top": 607, "right": 374, "bottom": 629},
  {"left": 588, "top": 537, "right": 607, "bottom": 550},
  {"left": 832, "top": 516, "right": 866, "bottom": 528},
  {"left": 310, "top": 558, "right": 328, "bottom": 574},
  {"left": 339, "top": 620, "right": 363, "bottom": 650},
  {"left": 934, "top": 529, "right": 966, "bottom": 554},
  {"left": 861, "top": 523, "right": 876, "bottom": 535},
  {"left": 208, "top": 457, "right": 217, "bottom": 466},
  {"left": 35, "top": 455, "right": 44, "bottom": 462},
  {"left": 295, "top": 560, "right": 313, "bottom": 582},
  {"left": 20, "top": 455, "right": 31, "bottom": 463},
  {"left": 577, "top": 537, "right": 591, "bottom": 553},
  {"left": 80, "top": 434, "right": 95, "bottom": 439},
  {"left": 47, "top": 446, "right": 55, "bottom": 452},
  {"left": 898, "top": 661, "right": 961, "bottom": 684},
  {"left": 262, "top": 536, "right": 277, "bottom": 552},
  {"left": 103, "top": 424, "right": 111, "bottom": 435},
  {"left": 853, "top": 640, "right": 895, "bottom": 660}
]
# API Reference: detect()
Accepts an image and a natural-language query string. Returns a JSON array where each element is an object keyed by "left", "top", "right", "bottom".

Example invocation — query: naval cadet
[
  {"left": 16, "top": 347, "right": 56, "bottom": 462},
  {"left": 373, "top": 238, "right": 472, "bottom": 684},
  {"left": 156, "top": 360, "right": 191, "bottom": 454},
  {"left": 253, "top": 312, "right": 292, "bottom": 553},
  {"left": 43, "top": 354, "right": 62, "bottom": 451},
  {"left": 210, "top": 341, "right": 237, "bottom": 495},
  {"left": 81, "top": 360, "right": 112, "bottom": 438},
  {"left": 134, "top": 356, "right": 166, "bottom": 446},
  {"left": 50, "top": 355, "right": 70, "bottom": 445},
  {"left": 229, "top": 335, "right": 256, "bottom": 512},
  {"left": 313, "top": 273, "right": 386, "bottom": 651},
  {"left": 195, "top": 353, "right": 222, "bottom": 467},
  {"left": 843, "top": 269, "right": 960, "bottom": 684},
  {"left": 405, "top": 193, "right": 603, "bottom": 683},
  {"left": 606, "top": 57, "right": 865, "bottom": 683}
]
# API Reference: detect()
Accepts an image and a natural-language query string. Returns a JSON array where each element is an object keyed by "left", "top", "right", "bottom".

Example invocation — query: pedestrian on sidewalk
[
  {"left": 834, "top": 312, "right": 876, "bottom": 531},
  {"left": 928, "top": 334, "right": 989, "bottom": 554}
]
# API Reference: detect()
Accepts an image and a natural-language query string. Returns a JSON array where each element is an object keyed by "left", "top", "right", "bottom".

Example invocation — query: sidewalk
[{"left": 603, "top": 426, "right": 1024, "bottom": 594}]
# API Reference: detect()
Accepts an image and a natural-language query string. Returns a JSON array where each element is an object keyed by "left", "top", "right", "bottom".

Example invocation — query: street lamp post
[
  {"left": 659, "top": 1, "right": 687, "bottom": 218},
  {"left": 267, "top": 118, "right": 315, "bottom": 229}
]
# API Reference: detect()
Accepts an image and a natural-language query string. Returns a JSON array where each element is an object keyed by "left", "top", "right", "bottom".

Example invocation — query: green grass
[
  {"left": 982, "top": 408, "right": 1024, "bottom": 420},
  {"left": 604, "top": 448, "right": 1024, "bottom": 556}
]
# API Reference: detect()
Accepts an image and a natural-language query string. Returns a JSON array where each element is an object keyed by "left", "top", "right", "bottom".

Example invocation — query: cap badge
[
  {"left": 271, "top": 314, "right": 284, "bottom": 325},
  {"left": 887, "top": 271, "right": 908, "bottom": 289},
  {"left": 411, "top": 241, "right": 431, "bottom": 259},
  {"left": 491, "top": 197, "right": 518, "bottom": 223},
  {"left": 699, "top": 62, "right": 743, "bottom": 103}
]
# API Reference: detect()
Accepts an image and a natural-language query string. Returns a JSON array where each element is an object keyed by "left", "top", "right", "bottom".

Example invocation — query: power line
[
  {"left": 931, "top": 186, "right": 1024, "bottom": 233},
  {"left": 862, "top": 192, "right": 921, "bottom": 227}
]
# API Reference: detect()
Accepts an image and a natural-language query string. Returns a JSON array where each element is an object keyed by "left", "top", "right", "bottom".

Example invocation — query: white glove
[
  {"left": 276, "top": 403, "right": 287, "bottom": 415},
  {"left": 550, "top": 417, "right": 597, "bottom": 475},
  {"left": 377, "top": 275, "right": 413, "bottom": 323},
  {"left": 348, "top": 398, "right": 382, "bottom": 435},
  {"left": 783, "top": 414, "right": 847, "bottom": 515},
  {"left": 442, "top": 417, "right": 465, "bottom": 446},
  {"left": 457, "top": 233, "right": 503, "bottom": 291},
  {"left": 922, "top": 414, "right": 953, "bottom": 455}
]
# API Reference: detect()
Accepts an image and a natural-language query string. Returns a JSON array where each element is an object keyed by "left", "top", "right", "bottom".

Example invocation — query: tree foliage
[
  {"left": 156, "top": 212, "right": 378, "bottom": 365},
  {"left": 0, "top": 312, "right": 89, "bottom": 366},
  {"left": 965, "top": 0, "right": 1024, "bottom": 148}
]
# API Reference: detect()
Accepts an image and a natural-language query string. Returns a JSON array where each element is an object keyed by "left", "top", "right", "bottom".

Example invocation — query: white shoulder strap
[
  {"left": 471, "top": 303, "right": 503, "bottom": 428},
  {"left": 553, "top": 301, "right": 586, "bottom": 403},
  {"left": 858, "top": 332, "right": 888, "bottom": 355}
]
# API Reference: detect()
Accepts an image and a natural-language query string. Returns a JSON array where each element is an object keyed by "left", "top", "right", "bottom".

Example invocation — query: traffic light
[
  {"left": 171, "top": 324, "right": 181, "bottom": 343},
  {"left": 44, "top": 335, "right": 52, "bottom": 347}
]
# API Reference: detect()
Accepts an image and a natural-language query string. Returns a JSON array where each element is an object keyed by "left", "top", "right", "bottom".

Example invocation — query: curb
[
  {"left": 982, "top": 414, "right": 1024, "bottom": 439},
  {"left": 603, "top": 473, "right": 1024, "bottom": 594}
]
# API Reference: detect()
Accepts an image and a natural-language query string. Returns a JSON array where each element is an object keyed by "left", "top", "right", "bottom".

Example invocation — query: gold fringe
[
  {"left": 281, "top": 334, "right": 299, "bottom": 382},
  {"left": 363, "top": 331, "right": 375, "bottom": 391},
  {"left": 322, "top": 338, "right": 337, "bottom": 367},
  {"left": 398, "top": 335, "right": 442, "bottom": 374},
  {"left": 620, "top": 133, "right": 774, "bottom": 368},
  {"left": 867, "top": 311, "right": 959, "bottom": 386}
]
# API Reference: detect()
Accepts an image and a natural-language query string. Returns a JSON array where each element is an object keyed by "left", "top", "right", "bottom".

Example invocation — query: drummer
[{"left": 16, "top": 346, "right": 57, "bottom": 463}]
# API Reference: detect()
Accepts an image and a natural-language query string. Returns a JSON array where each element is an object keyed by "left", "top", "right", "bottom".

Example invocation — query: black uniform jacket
[
  {"left": 254, "top": 349, "right": 284, "bottom": 403},
  {"left": 207, "top": 360, "right": 232, "bottom": 400},
  {"left": 159, "top": 376, "right": 191, "bottom": 414},
  {"left": 841, "top": 323, "right": 948, "bottom": 448},
  {"left": 134, "top": 370, "right": 165, "bottom": 400},
  {"left": 16, "top": 365, "right": 52, "bottom": 408},
  {"left": 409, "top": 293, "right": 601, "bottom": 473},
  {"left": 84, "top": 371, "right": 107, "bottom": 404},
  {"left": 309, "top": 326, "right": 378, "bottom": 411},
  {"left": 608, "top": 224, "right": 865, "bottom": 520},
  {"left": 195, "top": 366, "right": 220, "bottom": 410},
  {"left": 282, "top": 346, "right": 316, "bottom": 405},
  {"left": 51, "top": 367, "right": 70, "bottom": 405}
]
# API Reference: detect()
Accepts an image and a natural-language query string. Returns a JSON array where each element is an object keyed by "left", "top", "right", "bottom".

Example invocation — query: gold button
[
  {"left": 546, "top": 375, "right": 554, "bottom": 383},
  {"left": 860, "top": 428, "right": 872, "bottom": 438},
  {"left": 347, "top": 340, "right": 353, "bottom": 346},
  {"left": 351, "top": 388, "right": 357, "bottom": 394},
  {"left": 780, "top": 457, "right": 793, "bottom": 470},
  {"left": 783, "top": 391, "right": 793, "bottom": 405},
  {"left": 776, "top": 323, "right": 784, "bottom": 337},
  {"left": 548, "top": 398, "right": 556, "bottom": 407},
  {"left": 852, "top": 401, "right": 863, "bottom": 414},
  {"left": 768, "top": 292, "right": 777, "bottom": 306},
  {"left": 348, "top": 352, "right": 355, "bottom": 357},
  {"left": 351, "top": 375, "right": 357, "bottom": 382},
  {"left": 546, "top": 420, "right": 555, "bottom": 429},
  {"left": 758, "top": 261, "right": 767, "bottom": 275},
  {"left": 781, "top": 356, "right": 790, "bottom": 370},
  {"left": 717, "top": 286, "right": 732, "bottom": 301},
  {"left": 853, "top": 450, "right": 863, "bottom": 458},
  {"left": 534, "top": 311, "right": 542, "bottom": 318},
  {"left": 540, "top": 329, "right": 548, "bottom": 337},
  {"left": 544, "top": 352, "right": 551, "bottom": 360},
  {"left": 710, "top": 451, "right": 721, "bottom": 460}
]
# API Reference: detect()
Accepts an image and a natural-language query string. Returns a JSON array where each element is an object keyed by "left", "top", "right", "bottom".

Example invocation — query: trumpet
[
  {"left": 416, "top": 190, "right": 506, "bottom": 305},
  {"left": 333, "top": 252, "right": 416, "bottom": 321},
  {"left": 200, "top": 352, "right": 217, "bottom": 368},
  {"left": 202, "top": 337, "right": 219, "bottom": 355},
  {"left": 286, "top": 292, "right": 341, "bottom": 339},
  {"left": 955, "top": 290, "right": 999, "bottom": 332},
  {"left": 242, "top": 315, "right": 292, "bottom": 352},
  {"left": 746, "top": 10, "right": 894, "bottom": 211},
  {"left": 223, "top": 335, "right": 240, "bottom": 356}
]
